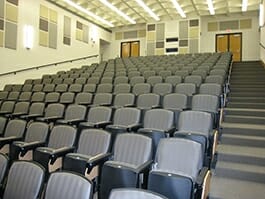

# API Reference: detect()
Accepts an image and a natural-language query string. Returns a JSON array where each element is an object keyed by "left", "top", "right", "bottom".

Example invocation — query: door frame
[
  {"left": 120, "top": 40, "right": 140, "bottom": 58},
  {"left": 215, "top": 32, "right": 242, "bottom": 61}
]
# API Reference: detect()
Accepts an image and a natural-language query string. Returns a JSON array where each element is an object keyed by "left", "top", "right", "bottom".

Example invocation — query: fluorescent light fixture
[
  {"left": 135, "top": 0, "right": 160, "bottom": 21},
  {"left": 171, "top": 0, "right": 186, "bottom": 18},
  {"left": 64, "top": 0, "right": 114, "bottom": 27},
  {"left": 242, "top": 0, "right": 248, "bottom": 12},
  {"left": 207, "top": 0, "right": 215, "bottom": 15},
  {"left": 99, "top": 0, "right": 136, "bottom": 24},
  {"left": 260, "top": 3, "right": 264, "bottom": 26},
  {"left": 23, "top": 25, "right": 34, "bottom": 49}
]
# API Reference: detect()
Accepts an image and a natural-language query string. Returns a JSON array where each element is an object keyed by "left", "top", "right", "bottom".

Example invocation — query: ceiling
[{"left": 49, "top": 0, "right": 261, "bottom": 29}]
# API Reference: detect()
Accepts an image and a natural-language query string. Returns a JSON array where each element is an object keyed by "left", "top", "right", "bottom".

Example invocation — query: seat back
[
  {"left": 43, "top": 84, "right": 55, "bottom": 93},
  {"left": 22, "top": 84, "right": 33, "bottom": 92},
  {"left": 3, "top": 161, "right": 45, "bottom": 199},
  {"left": 146, "top": 76, "right": 163, "bottom": 86},
  {"left": 93, "top": 93, "right": 112, "bottom": 105},
  {"left": 45, "top": 92, "right": 60, "bottom": 103},
  {"left": 32, "top": 84, "right": 44, "bottom": 92},
  {"left": 7, "top": 92, "right": 20, "bottom": 100},
  {"left": 18, "top": 92, "right": 32, "bottom": 101},
  {"left": 77, "top": 129, "right": 111, "bottom": 156},
  {"left": 163, "top": 93, "right": 187, "bottom": 110},
  {"left": 31, "top": 92, "right": 45, "bottom": 102},
  {"left": 205, "top": 75, "right": 224, "bottom": 85},
  {"left": 28, "top": 102, "right": 45, "bottom": 116},
  {"left": 0, "top": 154, "right": 8, "bottom": 185},
  {"left": 113, "top": 93, "right": 135, "bottom": 107},
  {"left": 114, "top": 76, "right": 128, "bottom": 85},
  {"left": 133, "top": 83, "right": 151, "bottom": 96},
  {"left": 109, "top": 188, "right": 168, "bottom": 199},
  {"left": 113, "top": 107, "right": 140, "bottom": 126},
  {"left": 130, "top": 76, "right": 145, "bottom": 86},
  {"left": 55, "top": 84, "right": 68, "bottom": 93},
  {"left": 13, "top": 102, "right": 30, "bottom": 115},
  {"left": 143, "top": 109, "right": 174, "bottom": 131},
  {"left": 0, "top": 91, "right": 9, "bottom": 100},
  {"left": 192, "top": 94, "right": 219, "bottom": 114},
  {"left": 199, "top": 83, "right": 222, "bottom": 96},
  {"left": 0, "top": 101, "right": 15, "bottom": 113},
  {"left": 0, "top": 117, "right": 7, "bottom": 136},
  {"left": 68, "top": 84, "right": 83, "bottom": 93},
  {"left": 48, "top": 125, "right": 76, "bottom": 149},
  {"left": 178, "top": 111, "right": 212, "bottom": 136},
  {"left": 44, "top": 103, "right": 65, "bottom": 118},
  {"left": 96, "top": 83, "right": 113, "bottom": 93},
  {"left": 155, "top": 138, "right": 203, "bottom": 181},
  {"left": 153, "top": 83, "right": 172, "bottom": 96},
  {"left": 184, "top": 75, "right": 202, "bottom": 87},
  {"left": 113, "top": 134, "right": 152, "bottom": 167},
  {"left": 4, "top": 119, "right": 27, "bottom": 138},
  {"left": 59, "top": 92, "right": 75, "bottom": 104},
  {"left": 83, "top": 84, "right": 97, "bottom": 93},
  {"left": 87, "top": 106, "right": 112, "bottom": 123},
  {"left": 75, "top": 93, "right": 93, "bottom": 105},
  {"left": 137, "top": 93, "right": 160, "bottom": 108},
  {"left": 64, "top": 104, "right": 87, "bottom": 121},
  {"left": 44, "top": 172, "right": 92, "bottom": 199},
  {"left": 24, "top": 122, "right": 49, "bottom": 143},
  {"left": 164, "top": 75, "right": 182, "bottom": 86},
  {"left": 175, "top": 83, "right": 196, "bottom": 96},
  {"left": 113, "top": 83, "right": 131, "bottom": 94}
]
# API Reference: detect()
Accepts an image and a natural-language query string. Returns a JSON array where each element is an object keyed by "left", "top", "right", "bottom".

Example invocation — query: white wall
[
  {"left": 0, "top": 0, "right": 111, "bottom": 74},
  {"left": 200, "top": 11, "right": 260, "bottom": 61},
  {"left": 260, "top": 1, "right": 265, "bottom": 64}
]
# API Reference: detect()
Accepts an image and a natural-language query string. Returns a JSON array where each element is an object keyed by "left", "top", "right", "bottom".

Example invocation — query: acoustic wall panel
[
  {"left": 208, "top": 22, "right": 218, "bottom": 32},
  {"left": 179, "top": 47, "right": 188, "bottom": 54},
  {"left": 138, "top": 29, "right": 146, "bottom": 37},
  {"left": 147, "top": 31, "right": 155, "bottom": 41},
  {"left": 0, "top": 31, "right": 3, "bottom": 47},
  {"left": 156, "top": 23, "right": 165, "bottom": 41},
  {"left": 49, "top": 23, "right": 57, "bottom": 49},
  {"left": 147, "top": 42, "right": 155, "bottom": 56},
  {"left": 124, "top": 31, "right": 137, "bottom": 39},
  {"left": 115, "top": 32, "right": 123, "bottom": 40},
  {"left": 220, "top": 20, "right": 239, "bottom": 30},
  {"left": 189, "top": 39, "right": 199, "bottom": 53},
  {"left": 63, "top": 16, "right": 71, "bottom": 45},
  {"left": 76, "top": 21, "right": 89, "bottom": 44},
  {"left": 0, "top": 0, "right": 4, "bottom": 18},
  {"left": 39, "top": 5, "right": 57, "bottom": 49},
  {"left": 5, "top": 21, "right": 16, "bottom": 49},
  {"left": 179, "top": 21, "right": 188, "bottom": 39},
  {"left": 189, "top": 27, "right": 199, "bottom": 38},
  {"left": 155, "top": 48, "right": 164, "bottom": 55},
  {"left": 156, "top": 41, "right": 164, "bottom": 48},
  {"left": 5, "top": 3, "right": 17, "bottom": 22},
  {"left": 240, "top": 19, "right": 252, "bottom": 29}
]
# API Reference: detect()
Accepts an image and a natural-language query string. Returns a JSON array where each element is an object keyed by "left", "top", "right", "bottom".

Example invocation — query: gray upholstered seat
[
  {"left": 20, "top": 102, "right": 45, "bottom": 120},
  {"left": 43, "top": 84, "right": 55, "bottom": 93},
  {"left": 3, "top": 161, "right": 45, "bottom": 199},
  {"left": 33, "top": 125, "right": 77, "bottom": 172},
  {"left": 10, "top": 122, "right": 49, "bottom": 161},
  {"left": 148, "top": 138, "right": 210, "bottom": 199},
  {"left": 44, "top": 92, "right": 60, "bottom": 104},
  {"left": 68, "top": 84, "right": 83, "bottom": 93},
  {"left": 83, "top": 83, "right": 97, "bottom": 93},
  {"left": 79, "top": 106, "right": 112, "bottom": 128},
  {"left": 113, "top": 83, "right": 131, "bottom": 94},
  {"left": 56, "top": 104, "right": 87, "bottom": 125},
  {"left": 0, "top": 119, "right": 27, "bottom": 150},
  {"left": 109, "top": 188, "right": 168, "bottom": 199},
  {"left": 153, "top": 83, "right": 173, "bottom": 96},
  {"left": 100, "top": 133, "right": 152, "bottom": 199},
  {"left": 7, "top": 91, "right": 20, "bottom": 101},
  {"left": 184, "top": 75, "right": 203, "bottom": 88},
  {"left": 75, "top": 92, "right": 93, "bottom": 105},
  {"left": 132, "top": 83, "right": 151, "bottom": 96},
  {"left": 165, "top": 75, "right": 182, "bottom": 86},
  {"left": 136, "top": 93, "right": 160, "bottom": 110},
  {"left": 0, "top": 101, "right": 15, "bottom": 115},
  {"left": 55, "top": 84, "right": 68, "bottom": 93},
  {"left": 96, "top": 83, "right": 113, "bottom": 93},
  {"left": 63, "top": 129, "right": 111, "bottom": 175},
  {"left": 0, "top": 153, "right": 8, "bottom": 186},
  {"left": 92, "top": 93, "right": 113, "bottom": 106},
  {"left": 18, "top": 92, "right": 32, "bottom": 101},
  {"left": 130, "top": 76, "right": 145, "bottom": 86},
  {"left": 36, "top": 103, "right": 65, "bottom": 123},
  {"left": 59, "top": 92, "right": 75, "bottom": 104},
  {"left": 7, "top": 102, "right": 30, "bottom": 118},
  {"left": 113, "top": 93, "right": 135, "bottom": 108},
  {"left": 114, "top": 76, "right": 128, "bottom": 85},
  {"left": 146, "top": 76, "right": 163, "bottom": 87},
  {"left": 199, "top": 83, "right": 222, "bottom": 96},
  {"left": 31, "top": 92, "right": 45, "bottom": 102},
  {"left": 44, "top": 172, "right": 92, "bottom": 199}
]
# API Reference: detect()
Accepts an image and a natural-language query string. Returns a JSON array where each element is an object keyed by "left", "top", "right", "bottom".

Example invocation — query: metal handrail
[{"left": 0, "top": 54, "right": 98, "bottom": 77}]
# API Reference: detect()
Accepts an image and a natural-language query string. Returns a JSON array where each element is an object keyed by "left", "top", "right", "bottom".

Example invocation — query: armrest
[
  {"left": 57, "top": 119, "right": 86, "bottom": 125},
  {"left": 80, "top": 121, "right": 112, "bottom": 129},
  {"left": 135, "top": 160, "right": 153, "bottom": 173},
  {"left": 196, "top": 167, "right": 209, "bottom": 186},
  {"left": 86, "top": 153, "right": 112, "bottom": 173},
  {"left": 0, "top": 136, "right": 22, "bottom": 148},
  {"left": 127, "top": 124, "right": 142, "bottom": 132},
  {"left": 49, "top": 147, "right": 75, "bottom": 164},
  {"left": 151, "top": 105, "right": 161, "bottom": 109},
  {"left": 17, "top": 141, "right": 46, "bottom": 156},
  {"left": 165, "top": 127, "right": 176, "bottom": 136},
  {"left": 20, "top": 113, "right": 43, "bottom": 119},
  {"left": 37, "top": 116, "right": 63, "bottom": 122},
  {"left": 11, "top": 112, "right": 27, "bottom": 117}
]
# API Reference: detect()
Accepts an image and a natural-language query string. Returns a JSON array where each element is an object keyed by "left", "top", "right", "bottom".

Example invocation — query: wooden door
[
  {"left": 121, "top": 42, "right": 130, "bottom": 58},
  {"left": 130, "top": 41, "right": 140, "bottom": 57},
  {"left": 216, "top": 35, "right": 228, "bottom": 53},
  {"left": 229, "top": 33, "right": 242, "bottom": 62}
]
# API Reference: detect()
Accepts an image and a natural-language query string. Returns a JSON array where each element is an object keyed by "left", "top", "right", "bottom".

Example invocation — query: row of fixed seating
[{"left": 0, "top": 108, "right": 214, "bottom": 198}]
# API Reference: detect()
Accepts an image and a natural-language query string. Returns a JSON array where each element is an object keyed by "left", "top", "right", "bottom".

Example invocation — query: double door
[
  {"left": 216, "top": 33, "right": 242, "bottom": 62},
  {"left": 121, "top": 41, "right": 140, "bottom": 58}
]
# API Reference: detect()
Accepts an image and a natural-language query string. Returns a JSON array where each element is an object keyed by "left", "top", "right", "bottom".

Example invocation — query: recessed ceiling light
[
  {"left": 207, "top": 0, "right": 215, "bottom": 15},
  {"left": 64, "top": 0, "right": 114, "bottom": 27},
  {"left": 171, "top": 0, "right": 186, "bottom": 18},
  {"left": 135, "top": 0, "right": 160, "bottom": 21},
  {"left": 99, "top": 0, "right": 136, "bottom": 24},
  {"left": 242, "top": 0, "right": 248, "bottom": 12}
]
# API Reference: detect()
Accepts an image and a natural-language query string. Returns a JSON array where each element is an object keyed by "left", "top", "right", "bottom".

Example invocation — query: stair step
[
  {"left": 227, "top": 102, "right": 265, "bottom": 109},
  {"left": 217, "top": 144, "right": 265, "bottom": 166},
  {"left": 229, "top": 92, "right": 265, "bottom": 97},
  {"left": 223, "top": 108, "right": 265, "bottom": 117},
  {"left": 210, "top": 176, "right": 265, "bottom": 199},
  {"left": 230, "top": 88, "right": 265, "bottom": 92},
  {"left": 227, "top": 97, "right": 265, "bottom": 103},
  {"left": 221, "top": 122, "right": 265, "bottom": 137},
  {"left": 221, "top": 134, "right": 265, "bottom": 147},
  {"left": 215, "top": 161, "right": 265, "bottom": 183}
]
